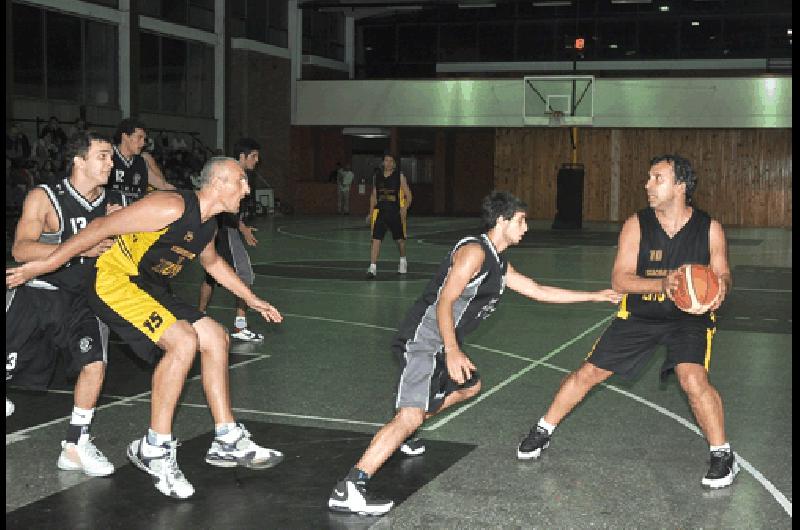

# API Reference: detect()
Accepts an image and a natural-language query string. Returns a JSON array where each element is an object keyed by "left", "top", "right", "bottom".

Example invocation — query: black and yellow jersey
[
  {"left": 375, "top": 169, "right": 401, "bottom": 211},
  {"left": 95, "top": 190, "right": 217, "bottom": 288},
  {"left": 620, "top": 207, "right": 711, "bottom": 320}
]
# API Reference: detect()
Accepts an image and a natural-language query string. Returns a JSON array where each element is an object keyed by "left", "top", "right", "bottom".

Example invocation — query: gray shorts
[{"left": 394, "top": 337, "right": 480, "bottom": 413}]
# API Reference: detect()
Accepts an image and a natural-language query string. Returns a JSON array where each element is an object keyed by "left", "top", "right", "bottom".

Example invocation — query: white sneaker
[
  {"left": 127, "top": 437, "right": 194, "bottom": 499},
  {"left": 205, "top": 423, "right": 284, "bottom": 469},
  {"left": 57, "top": 433, "right": 115, "bottom": 477},
  {"left": 6, "top": 398, "right": 14, "bottom": 417},
  {"left": 328, "top": 478, "right": 394, "bottom": 516},
  {"left": 398, "top": 260, "right": 407, "bottom": 274},
  {"left": 231, "top": 327, "right": 264, "bottom": 342}
]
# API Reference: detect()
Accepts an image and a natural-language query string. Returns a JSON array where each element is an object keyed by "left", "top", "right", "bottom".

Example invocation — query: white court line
[
  {"left": 5, "top": 355, "right": 270, "bottom": 445},
  {"left": 278, "top": 311, "right": 791, "bottom": 519},
  {"left": 424, "top": 315, "right": 614, "bottom": 431}
]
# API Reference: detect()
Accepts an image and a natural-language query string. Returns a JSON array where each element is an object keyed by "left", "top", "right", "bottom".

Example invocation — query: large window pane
[
  {"left": 363, "top": 26, "right": 396, "bottom": 63},
  {"left": 186, "top": 42, "right": 214, "bottom": 117},
  {"left": 398, "top": 24, "right": 437, "bottom": 63},
  {"left": 188, "top": 0, "right": 214, "bottom": 32},
  {"left": 13, "top": 4, "right": 44, "bottom": 97},
  {"left": 139, "top": 32, "right": 160, "bottom": 112},
  {"left": 85, "top": 20, "right": 117, "bottom": 106},
  {"left": 161, "top": 0, "right": 188, "bottom": 25},
  {"left": 639, "top": 19, "right": 680, "bottom": 59},
  {"left": 479, "top": 23, "right": 514, "bottom": 61},
  {"left": 246, "top": 0, "right": 267, "bottom": 42},
  {"left": 267, "top": 0, "right": 288, "bottom": 47},
  {"left": 46, "top": 11, "right": 82, "bottom": 101},
  {"left": 161, "top": 37, "right": 187, "bottom": 114},
  {"left": 438, "top": 24, "right": 477, "bottom": 61}
]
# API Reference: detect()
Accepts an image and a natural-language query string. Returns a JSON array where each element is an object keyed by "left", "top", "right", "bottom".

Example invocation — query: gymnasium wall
[{"left": 495, "top": 127, "right": 793, "bottom": 228}]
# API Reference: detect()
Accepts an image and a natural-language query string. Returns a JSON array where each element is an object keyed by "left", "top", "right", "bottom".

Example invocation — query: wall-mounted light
[
  {"left": 691, "top": 21, "right": 700, "bottom": 26},
  {"left": 343, "top": 127, "right": 390, "bottom": 138},
  {"left": 659, "top": 5, "right": 669, "bottom": 11}
]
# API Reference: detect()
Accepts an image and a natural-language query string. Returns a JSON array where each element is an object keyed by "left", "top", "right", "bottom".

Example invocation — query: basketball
[{"left": 670, "top": 264, "right": 720, "bottom": 313}]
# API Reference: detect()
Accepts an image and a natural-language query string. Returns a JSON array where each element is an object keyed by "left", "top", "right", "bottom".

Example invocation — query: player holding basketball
[{"left": 517, "top": 155, "right": 737, "bottom": 489}]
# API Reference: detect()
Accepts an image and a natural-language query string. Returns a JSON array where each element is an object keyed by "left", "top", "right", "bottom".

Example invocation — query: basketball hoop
[{"left": 546, "top": 110, "right": 565, "bottom": 127}]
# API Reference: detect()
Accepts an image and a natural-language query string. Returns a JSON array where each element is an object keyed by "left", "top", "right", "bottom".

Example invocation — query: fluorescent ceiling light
[
  {"left": 659, "top": 5, "right": 669, "bottom": 11},
  {"left": 691, "top": 21, "right": 700, "bottom": 26},
  {"left": 532, "top": 1, "right": 571, "bottom": 6},
  {"left": 609, "top": 44, "right": 618, "bottom": 48},
  {"left": 458, "top": 1, "right": 495, "bottom": 7},
  {"left": 610, "top": 0, "right": 652, "bottom": 3},
  {"left": 342, "top": 127, "right": 390, "bottom": 138},
  {"left": 788, "top": 29, "right": 792, "bottom": 35}
]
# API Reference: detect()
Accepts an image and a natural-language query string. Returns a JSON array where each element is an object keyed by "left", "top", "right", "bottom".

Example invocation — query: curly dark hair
[
  {"left": 481, "top": 191, "right": 528, "bottom": 230},
  {"left": 650, "top": 154, "right": 697, "bottom": 205}
]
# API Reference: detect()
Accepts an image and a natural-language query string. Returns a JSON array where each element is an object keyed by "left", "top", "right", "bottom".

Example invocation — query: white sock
[
  {"left": 368, "top": 263, "right": 377, "bottom": 272},
  {"left": 537, "top": 417, "right": 556, "bottom": 435},
  {"left": 216, "top": 423, "right": 241, "bottom": 442},
  {"left": 400, "top": 257, "right": 407, "bottom": 263},
  {"left": 710, "top": 442, "right": 730, "bottom": 453},
  {"left": 70, "top": 406, "right": 94, "bottom": 426},
  {"left": 144, "top": 430, "right": 173, "bottom": 455},
  {"left": 234, "top": 316, "right": 247, "bottom": 329}
]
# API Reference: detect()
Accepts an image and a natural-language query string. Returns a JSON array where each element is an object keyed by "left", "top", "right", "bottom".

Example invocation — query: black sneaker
[
  {"left": 702, "top": 450, "right": 739, "bottom": 489},
  {"left": 399, "top": 433, "right": 425, "bottom": 456},
  {"left": 517, "top": 426, "right": 551, "bottom": 460},
  {"left": 328, "top": 479, "right": 394, "bottom": 516}
]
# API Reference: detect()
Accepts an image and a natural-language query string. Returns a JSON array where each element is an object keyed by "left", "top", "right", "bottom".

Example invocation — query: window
[
  {"left": 516, "top": 22, "right": 556, "bottom": 61},
  {"left": 638, "top": 19, "right": 680, "bottom": 59},
  {"left": 12, "top": 4, "right": 44, "bottom": 98},
  {"left": 438, "top": 24, "right": 477, "bottom": 61},
  {"left": 139, "top": 32, "right": 214, "bottom": 116},
  {"left": 46, "top": 12, "right": 82, "bottom": 101},
  {"left": 12, "top": 4, "right": 117, "bottom": 106},
  {"left": 479, "top": 23, "right": 514, "bottom": 61},
  {"left": 85, "top": 20, "right": 118, "bottom": 106},
  {"left": 398, "top": 25, "right": 437, "bottom": 63}
]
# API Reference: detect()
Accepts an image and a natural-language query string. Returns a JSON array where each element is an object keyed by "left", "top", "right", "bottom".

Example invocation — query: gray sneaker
[{"left": 205, "top": 423, "right": 284, "bottom": 469}]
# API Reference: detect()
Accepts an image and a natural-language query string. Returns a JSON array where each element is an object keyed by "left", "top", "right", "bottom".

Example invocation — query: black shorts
[
  {"left": 586, "top": 314, "right": 716, "bottom": 380},
  {"left": 371, "top": 207, "right": 406, "bottom": 241},
  {"left": 89, "top": 267, "right": 205, "bottom": 364},
  {"left": 393, "top": 340, "right": 480, "bottom": 414},
  {"left": 6, "top": 284, "right": 108, "bottom": 389}
]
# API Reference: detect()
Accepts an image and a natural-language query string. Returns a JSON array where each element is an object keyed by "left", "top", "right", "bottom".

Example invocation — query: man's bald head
[{"left": 198, "top": 157, "right": 240, "bottom": 188}]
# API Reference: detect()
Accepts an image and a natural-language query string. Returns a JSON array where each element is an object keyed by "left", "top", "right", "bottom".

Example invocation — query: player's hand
[
  {"left": 708, "top": 279, "right": 727, "bottom": 312},
  {"left": 106, "top": 203, "right": 123, "bottom": 215},
  {"left": 80, "top": 238, "right": 115, "bottom": 258},
  {"left": 6, "top": 261, "right": 47, "bottom": 289},
  {"left": 661, "top": 270, "right": 680, "bottom": 302},
  {"left": 445, "top": 348, "right": 476, "bottom": 385},
  {"left": 597, "top": 289, "right": 622, "bottom": 304},
  {"left": 248, "top": 297, "right": 283, "bottom": 323},
  {"left": 240, "top": 225, "right": 258, "bottom": 247}
]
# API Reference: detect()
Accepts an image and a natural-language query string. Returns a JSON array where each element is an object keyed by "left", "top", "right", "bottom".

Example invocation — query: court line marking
[
  {"left": 5, "top": 355, "right": 270, "bottom": 445},
  {"left": 276, "top": 311, "right": 791, "bottom": 518}
]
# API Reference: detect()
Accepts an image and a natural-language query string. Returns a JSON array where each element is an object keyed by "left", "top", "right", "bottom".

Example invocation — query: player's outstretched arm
[
  {"left": 199, "top": 237, "right": 281, "bottom": 323},
  {"left": 6, "top": 193, "right": 184, "bottom": 289},
  {"left": 506, "top": 264, "right": 621, "bottom": 304}
]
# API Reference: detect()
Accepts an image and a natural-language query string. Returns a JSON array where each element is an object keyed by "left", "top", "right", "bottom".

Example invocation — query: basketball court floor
[{"left": 5, "top": 214, "right": 792, "bottom": 528}]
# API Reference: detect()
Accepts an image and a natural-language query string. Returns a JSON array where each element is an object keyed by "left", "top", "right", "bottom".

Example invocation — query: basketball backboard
[{"left": 523, "top": 75, "right": 594, "bottom": 126}]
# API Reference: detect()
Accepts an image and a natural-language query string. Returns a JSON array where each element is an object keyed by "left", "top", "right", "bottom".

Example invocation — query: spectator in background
[
  {"left": 39, "top": 116, "right": 68, "bottom": 164},
  {"left": 6, "top": 123, "right": 31, "bottom": 167},
  {"left": 328, "top": 161, "right": 342, "bottom": 183},
  {"left": 337, "top": 163, "right": 355, "bottom": 215},
  {"left": 67, "top": 117, "right": 87, "bottom": 139}
]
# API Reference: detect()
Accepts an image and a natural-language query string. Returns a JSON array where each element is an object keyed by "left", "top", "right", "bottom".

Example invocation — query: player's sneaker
[
  {"left": 231, "top": 327, "right": 264, "bottom": 342},
  {"left": 57, "top": 433, "right": 115, "bottom": 476},
  {"left": 328, "top": 478, "right": 394, "bottom": 516},
  {"left": 399, "top": 433, "right": 425, "bottom": 456},
  {"left": 127, "top": 437, "right": 194, "bottom": 499},
  {"left": 517, "top": 425, "right": 551, "bottom": 460},
  {"left": 6, "top": 398, "right": 14, "bottom": 417},
  {"left": 398, "top": 260, "right": 407, "bottom": 274},
  {"left": 702, "top": 450, "right": 739, "bottom": 489},
  {"left": 366, "top": 264, "right": 377, "bottom": 279},
  {"left": 205, "top": 423, "right": 284, "bottom": 469}
]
